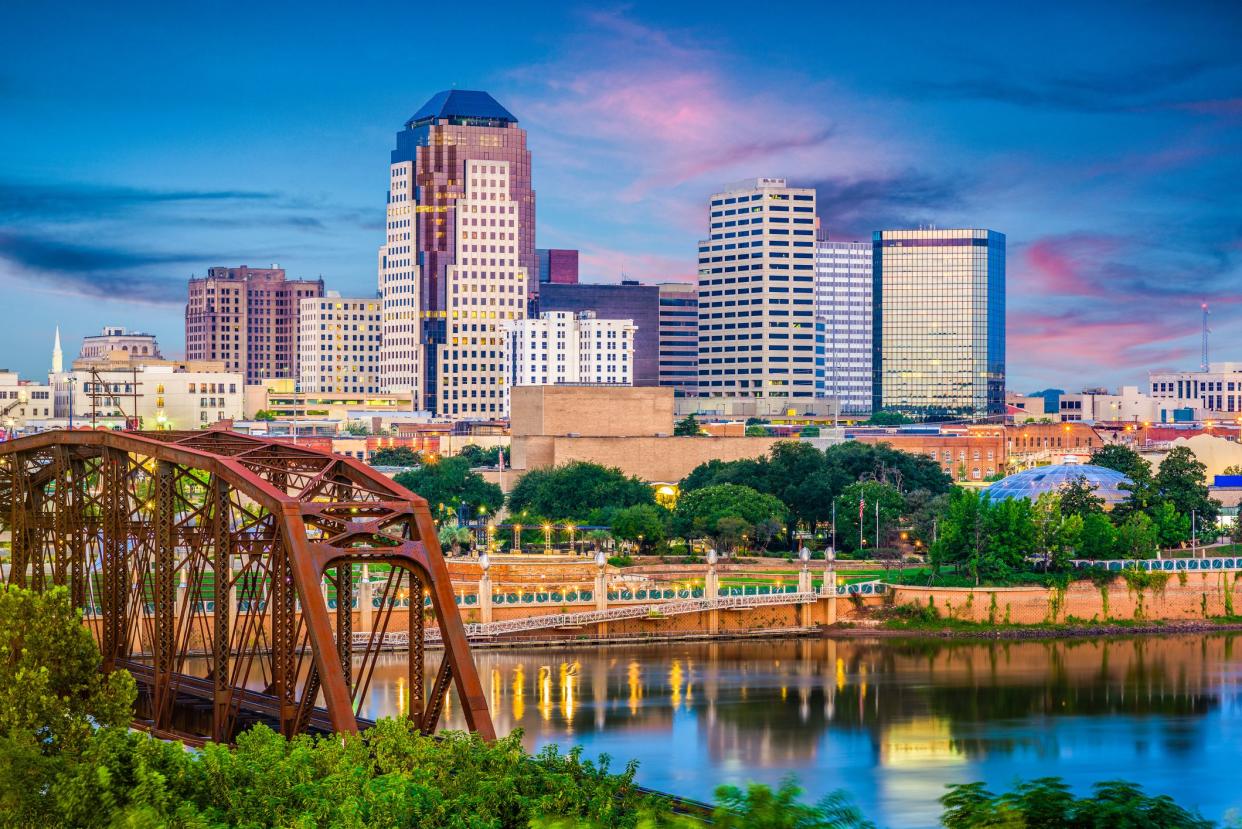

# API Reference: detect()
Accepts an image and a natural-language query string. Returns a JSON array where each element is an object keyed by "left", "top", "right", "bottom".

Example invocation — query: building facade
[
  {"left": 0, "top": 370, "right": 53, "bottom": 433},
  {"left": 55, "top": 363, "right": 244, "bottom": 429},
  {"left": 1150, "top": 363, "right": 1242, "bottom": 415},
  {"left": 847, "top": 425, "right": 1007, "bottom": 481},
  {"left": 536, "top": 281, "right": 660, "bottom": 386},
  {"left": 378, "top": 89, "right": 534, "bottom": 418},
  {"left": 505, "top": 311, "right": 636, "bottom": 388},
  {"left": 697, "top": 178, "right": 818, "bottom": 400},
  {"left": 185, "top": 265, "right": 323, "bottom": 385},
  {"left": 298, "top": 294, "right": 383, "bottom": 394},
  {"left": 79, "top": 326, "right": 162, "bottom": 361},
  {"left": 872, "top": 228, "right": 1006, "bottom": 418},
  {"left": 536, "top": 248, "right": 579, "bottom": 285},
  {"left": 814, "top": 239, "right": 872, "bottom": 413},
  {"left": 658, "top": 282, "right": 698, "bottom": 396}
]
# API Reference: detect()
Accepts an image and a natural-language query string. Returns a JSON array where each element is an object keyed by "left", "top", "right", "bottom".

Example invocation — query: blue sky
[{"left": 1, "top": 0, "right": 1239, "bottom": 390}]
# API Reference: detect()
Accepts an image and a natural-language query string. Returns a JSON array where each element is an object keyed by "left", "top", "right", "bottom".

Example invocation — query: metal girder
[{"left": 0, "top": 429, "right": 494, "bottom": 744}]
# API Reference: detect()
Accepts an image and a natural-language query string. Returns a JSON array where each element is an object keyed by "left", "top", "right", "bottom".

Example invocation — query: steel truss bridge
[{"left": 0, "top": 429, "right": 494, "bottom": 744}]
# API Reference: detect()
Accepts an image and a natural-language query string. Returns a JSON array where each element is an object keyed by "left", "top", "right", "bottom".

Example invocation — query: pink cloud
[
  {"left": 1009, "top": 309, "right": 1196, "bottom": 372},
  {"left": 1019, "top": 233, "right": 1124, "bottom": 297}
]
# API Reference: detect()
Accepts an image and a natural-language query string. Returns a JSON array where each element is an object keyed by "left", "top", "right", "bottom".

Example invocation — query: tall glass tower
[
  {"left": 378, "top": 90, "right": 535, "bottom": 418},
  {"left": 872, "top": 229, "right": 1005, "bottom": 418}
]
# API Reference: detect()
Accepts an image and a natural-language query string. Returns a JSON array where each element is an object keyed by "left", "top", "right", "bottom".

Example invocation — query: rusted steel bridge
[{"left": 0, "top": 429, "right": 494, "bottom": 744}]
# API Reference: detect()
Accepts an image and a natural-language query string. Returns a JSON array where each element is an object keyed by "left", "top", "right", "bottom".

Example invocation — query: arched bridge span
[{"left": 0, "top": 429, "right": 494, "bottom": 744}]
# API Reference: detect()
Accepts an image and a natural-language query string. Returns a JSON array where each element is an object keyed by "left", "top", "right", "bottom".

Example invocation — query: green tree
[
  {"left": 1090, "top": 444, "right": 1155, "bottom": 514},
  {"left": 767, "top": 441, "right": 838, "bottom": 550},
  {"left": 680, "top": 457, "right": 769, "bottom": 493},
  {"left": 437, "top": 524, "right": 474, "bottom": 556},
  {"left": 507, "top": 461, "right": 654, "bottom": 522},
  {"left": 1078, "top": 511, "right": 1118, "bottom": 559},
  {"left": 1115, "top": 512, "right": 1159, "bottom": 559},
  {"left": 252, "top": 409, "right": 276, "bottom": 421},
  {"left": 981, "top": 496, "right": 1037, "bottom": 580},
  {"left": 673, "top": 413, "right": 703, "bottom": 436},
  {"left": 930, "top": 488, "right": 986, "bottom": 578},
  {"left": 671, "top": 483, "right": 786, "bottom": 554},
  {"left": 610, "top": 504, "right": 669, "bottom": 553},
  {"left": 1152, "top": 500, "right": 1191, "bottom": 549},
  {"left": 941, "top": 778, "right": 1212, "bottom": 829},
  {"left": 745, "top": 424, "right": 769, "bottom": 437},
  {"left": 712, "top": 779, "right": 873, "bottom": 829},
  {"left": 1155, "top": 445, "right": 1220, "bottom": 525},
  {"left": 395, "top": 456, "right": 503, "bottom": 523},
  {"left": 370, "top": 446, "right": 422, "bottom": 467},
  {"left": 866, "top": 411, "right": 912, "bottom": 426},
  {"left": 1059, "top": 475, "right": 1106, "bottom": 518},
  {"left": 799, "top": 425, "right": 821, "bottom": 438},
  {"left": 345, "top": 422, "right": 370, "bottom": 436},
  {"left": 904, "top": 489, "right": 950, "bottom": 553},
  {"left": 458, "top": 444, "right": 510, "bottom": 467},
  {"left": 832, "top": 481, "right": 904, "bottom": 554}
]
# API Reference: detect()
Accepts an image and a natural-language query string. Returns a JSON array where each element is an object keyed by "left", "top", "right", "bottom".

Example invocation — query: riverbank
[{"left": 826, "top": 617, "right": 1242, "bottom": 640}]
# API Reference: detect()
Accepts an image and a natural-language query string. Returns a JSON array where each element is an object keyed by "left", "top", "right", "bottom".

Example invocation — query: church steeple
[{"left": 52, "top": 326, "right": 63, "bottom": 374}]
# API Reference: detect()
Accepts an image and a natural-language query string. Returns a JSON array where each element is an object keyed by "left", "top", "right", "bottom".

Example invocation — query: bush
[{"left": 606, "top": 554, "right": 634, "bottom": 568}]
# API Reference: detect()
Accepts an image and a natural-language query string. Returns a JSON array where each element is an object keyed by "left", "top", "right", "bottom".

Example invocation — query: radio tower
[{"left": 1201, "top": 303, "right": 1210, "bottom": 372}]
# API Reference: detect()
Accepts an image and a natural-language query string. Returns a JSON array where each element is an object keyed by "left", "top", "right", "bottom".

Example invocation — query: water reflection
[{"left": 361, "top": 634, "right": 1242, "bottom": 826}]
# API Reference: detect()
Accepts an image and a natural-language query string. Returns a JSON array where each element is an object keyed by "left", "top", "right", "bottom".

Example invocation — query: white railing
[{"left": 351, "top": 590, "right": 818, "bottom": 647}]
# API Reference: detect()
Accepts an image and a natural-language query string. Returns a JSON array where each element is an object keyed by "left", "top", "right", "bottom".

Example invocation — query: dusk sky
[{"left": 2, "top": 0, "right": 1239, "bottom": 390}]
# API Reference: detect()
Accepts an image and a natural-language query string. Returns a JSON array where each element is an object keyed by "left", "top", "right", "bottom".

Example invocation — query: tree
[
  {"left": 671, "top": 483, "right": 787, "bottom": 554},
  {"left": 252, "top": 409, "right": 276, "bottom": 421},
  {"left": 745, "top": 425, "right": 769, "bottom": 437},
  {"left": 680, "top": 457, "right": 769, "bottom": 493},
  {"left": 370, "top": 446, "right": 422, "bottom": 467},
  {"left": 674, "top": 413, "right": 703, "bottom": 436},
  {"left": 1154, "top": 446, "right": 1220, "bottom": 525},
  {"left": 437, "top": 524, "right": 474, "bottom": 556},
  {"left": 767, "top": 441, "right": 837, "bottom": 550},
  {"left": 458, "top": 444, "right": 510, "bottom": 467},
  {"left": 1090, "top": 444, "right": 1154, "bottom": 514},
  {"left": 1078, "top": 512, "right": 1118, "bottom": 559},
  {"left": 905, "top": 489, "right": 950, "bottom": 553},
  {"left": 982, "top": 497, "right": 1037, "bottom": 580},
  {"left": 507, "top": 461, "right": 654, "bottom": 522},
  {"left": 832, "top": 481, "right": 904, "bottom": 555},
  {"left": 1059, "top": 475, "right": 1106, "bottom": 518},
  {"left": 395, "top": 456, "right": 503, "bottom": 523},
  {"left": 609, "top": 504, "right": 668, "bottom": 553},
  {"left": 931, "top": 489, "right": 986, "bottom": 579},
  {"left": 941, "top": 778, "right": 1212, "bottom": 829},
  {"left": 799, "top": 425, "right": 821, "bottom": 438},
  {"left": 1115, "top": 512, "right": 1158, "bottom": 559},
  {"left": 866, "top": 411, "right": 913, "bottom": 426},
  {"left": 345, "top": 422, "right": 370, "bottom": 436},
  {"left": 1152, "top": 500, "right": 1191, "bottom": 549}
]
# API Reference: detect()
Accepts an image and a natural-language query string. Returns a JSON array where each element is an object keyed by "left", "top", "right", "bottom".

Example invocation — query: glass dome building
[{"left": 984, "top": 463, "right": 1133, "bottom": 508}]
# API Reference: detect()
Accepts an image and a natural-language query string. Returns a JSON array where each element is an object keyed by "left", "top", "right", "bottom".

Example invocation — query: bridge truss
[{"left": 0, "top": 429, "right": 494, "bottom": 744}]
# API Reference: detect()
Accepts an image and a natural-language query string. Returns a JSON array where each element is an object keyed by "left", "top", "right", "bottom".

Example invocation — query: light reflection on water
[{"left": 361, "top": 634, "right": 1242, "bottom": 827}]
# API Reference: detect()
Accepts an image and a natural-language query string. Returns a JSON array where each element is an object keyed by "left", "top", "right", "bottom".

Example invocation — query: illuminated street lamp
[
  {"left": 513, "top": 523, "right": 522, "bottom": 553},
  {"left": 566, "top": 523, "right": 576, "bottom": 555},
  {"left": 543, "top": 523, "right": 552, "bottom": 553}
]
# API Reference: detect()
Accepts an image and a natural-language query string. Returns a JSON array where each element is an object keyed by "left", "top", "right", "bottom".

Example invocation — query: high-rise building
[
  {"left": 504, "top": 311, "right": 636, "bottom": 388},
  {"left": 696, "top": 178, "right": 818, "bottom": 399},
  {"left": 536, "top": 281, "right": 660, "bottom": 386},
  {"left": 536, "top": 248, "right": 579, "bottom": 285},
  {"left": 872, "top": 229, "right": 1006, "bottom": 418},
  {"left": 814, "top": 240, "right": 873, "bottom": 413},
  {"left": 658, "top": 282, "right": 698, "bottom": 396},
  {"left": 378, "top": 89, "right": 534, "bottom": 418},
  {"left": 186, "top": 265, "right": 324, "bottom": 385},
  {"left": 298, "top": 293, "right": 384, "bottom": 394}
]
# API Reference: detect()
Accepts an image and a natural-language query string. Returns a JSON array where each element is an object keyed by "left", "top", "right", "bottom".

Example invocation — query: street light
[
  {"left": 513, "top": 523, "right": 522, "bottom": 553},
  {"left": 543, "top": 523, "right": 553, "bottom": 554}
]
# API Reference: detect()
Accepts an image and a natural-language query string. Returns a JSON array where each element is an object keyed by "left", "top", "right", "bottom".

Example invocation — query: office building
[
  {"left": 1150, "top": 363, "right": 1242, "bottom": 415},
  {"left": 814, "top": 240, "right": 872, "bottom": 413},
  {"left": 658, "top": 282, "right": 698, "bottom": 396},
  {"left": 696, "top": 178, "right": 818, "bottom": 399},
  {"left": 536, "top": 281, "right": 660, "bottom": 386},
  {"left": 185, "top": 265, "right": 324, "bottom": 385},
  {"left": 536, "top": 248, "right": 579, "bottom": 285},
  {"left": 55, "top": 362, "right": 244, "bottom": 429},
  {"left": 298, "top": 293, "right": 383, "bottom": 394},
  {"left": 79, "top": 326, "right": 162, "bottom": 362},
  {"left": 505, "top": 311, "right": 636, "bottom": 388},
  {"left": 378, "top": 89, "right": 534, "bottom": 418},
  {"left": 872, "top": 228, "right": 1006, "bottom": 418}
]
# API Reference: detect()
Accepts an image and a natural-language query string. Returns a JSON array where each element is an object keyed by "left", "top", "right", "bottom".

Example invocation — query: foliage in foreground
[{"left": 941, "top": 777, "right": 1214, "bottom": 828}]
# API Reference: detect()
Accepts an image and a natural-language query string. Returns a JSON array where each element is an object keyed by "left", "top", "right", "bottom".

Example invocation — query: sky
[{"left": 1, "top": 0, "right": 1239, "bottom": 391}]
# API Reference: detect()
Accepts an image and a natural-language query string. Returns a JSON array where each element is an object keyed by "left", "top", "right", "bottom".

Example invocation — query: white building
[
  {"left": 55, "top": 363, "right": 244, "bottom": 429},
  {"left": 1059, "top": 385, "right": 1199, "bottom": 423},
  {"left": 814, "top": 238, "right": 872, "bottom": 413},
  {"left": 1150, "top": 363, "right": 1242, "bottom": 416},
  {"left": 78, "top": 325, "right": 162, "bottom": 362},
  {"left": 697, "top": 178, "right": 818, "bottom": 400},
  {"left": 0, "top": 370, "right": 54, "bottom": 434},
  {"left": 299, "top": 293, "right": 383, "bottom": 394},
  {"left": 505, "top": 311, "right": 636, "bottom": 388}
]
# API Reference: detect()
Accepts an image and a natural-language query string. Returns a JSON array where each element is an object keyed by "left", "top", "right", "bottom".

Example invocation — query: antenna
[{"left": 1201, "top": 303, "right": 1211, "bottom": 372}]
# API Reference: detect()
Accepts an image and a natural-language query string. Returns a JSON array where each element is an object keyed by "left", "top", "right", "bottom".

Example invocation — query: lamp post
[
  {"left": 513, "top": 523, "right": 522, "bottom": 554},
  {"left": 566, "top": 523, "right": 576, "bottom": 556},
  {"left": 824, "top": 545, "right": 836, "bottom": 595},
  {"left": 706, "top": 548, "right": 719, "bottom": 598},
  {"left": 478, "top": 552, "right": 492, "bottom": 623},
  {"left": 543, "top": 523, "right": 552, "bottom": 554},
  {"left": 594, "top": 550, "right": 608, "bottom": 612},
  {"left": 798, "top": 546, "right": 812, "bottom": 594}
]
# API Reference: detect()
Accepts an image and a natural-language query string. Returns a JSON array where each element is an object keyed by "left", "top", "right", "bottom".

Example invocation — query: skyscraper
[
  {"left": 696, "top": 178, "right": 818, "bottom": 399},
  {"left": 185, "top": 265, "right": 323, "bottom": 385},
  {"left": 378, "top": 89, "right": 534, "bottom": 418},
  {"left": 872, "top": 229, "right": 1005, "bottom": 418},
  {"left": 814, "top": 239, "right": 873, "bottom": 413},
  {"left": 536, "top": 281, "right": 660, "bottom": 386},
  {"left": 658, "top": 282, "right": 698, "bottom": 396},
  {"left": 504, "top": 311, "right": 636, "bottom": 388},
  {"left": 298, "top": 293, "right": 383, "bottom": 394}
]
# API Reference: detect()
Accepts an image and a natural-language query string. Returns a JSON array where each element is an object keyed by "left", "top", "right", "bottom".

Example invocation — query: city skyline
[{"left": 1, "top": 1, "right": 1240, "bottom": 391}]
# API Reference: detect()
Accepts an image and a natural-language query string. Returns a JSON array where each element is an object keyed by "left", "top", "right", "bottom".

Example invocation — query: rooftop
[{"left": 405, "top": 90, "right": 517, "bottom": 129}]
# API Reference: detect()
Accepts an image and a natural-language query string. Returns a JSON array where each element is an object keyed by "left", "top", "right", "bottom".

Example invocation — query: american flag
[{"left": 858, "top": 497, "right": 865, "bottom": 520}]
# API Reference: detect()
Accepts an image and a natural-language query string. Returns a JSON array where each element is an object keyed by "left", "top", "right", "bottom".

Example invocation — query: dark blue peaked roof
[{"left": 405, "top": 90, "right": 517, "bottom": 128}]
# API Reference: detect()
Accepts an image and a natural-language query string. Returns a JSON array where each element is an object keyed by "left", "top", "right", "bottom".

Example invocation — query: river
[{"left": 357, "top": 634, "right": 1242, "bottom": 826}]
